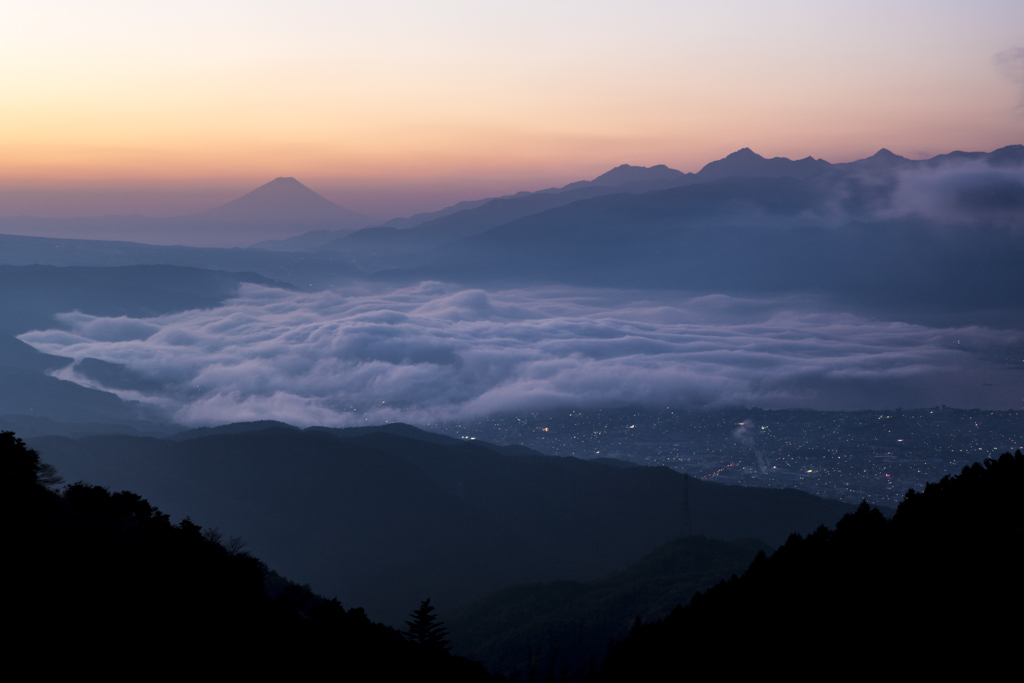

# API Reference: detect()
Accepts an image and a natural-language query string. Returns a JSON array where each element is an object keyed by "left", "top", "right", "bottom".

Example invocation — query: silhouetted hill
[
  {"left": 446, "top": 535, "right": 769, "bottom": 679},
  {"left": 600, "top": 451, "right": 1024, "bottom": 678},
  {"left": 30, "top": 427, "right": 855, "bottom": 625},
  {"left": 193, "top": 177, "right": 373, "bottom": 228},
  {"left": 0, "top": 431, "right": 493, "bottom": 678}
]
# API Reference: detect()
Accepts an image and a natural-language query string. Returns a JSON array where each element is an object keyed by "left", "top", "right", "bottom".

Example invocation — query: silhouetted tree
[
  {"left": 405, "top": 598, "right": 451, "bottom": 653},
  {"left": 0, "top": 430, "right": 51, "bottom": 487}
]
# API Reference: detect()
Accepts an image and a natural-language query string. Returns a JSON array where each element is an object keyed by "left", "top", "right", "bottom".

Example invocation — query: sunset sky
[{"left": 3, "top": 1, "right": 1023, "bottom": 218}]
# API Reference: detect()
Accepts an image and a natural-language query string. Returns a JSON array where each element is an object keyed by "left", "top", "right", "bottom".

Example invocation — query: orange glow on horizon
[{"left": 2, "top": 1, "right": 1023, "bottom": 217}]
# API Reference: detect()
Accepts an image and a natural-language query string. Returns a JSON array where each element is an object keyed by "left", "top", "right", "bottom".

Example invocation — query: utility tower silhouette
[{"left": 682, "top": 473, "right": 693, "bottom": 536}]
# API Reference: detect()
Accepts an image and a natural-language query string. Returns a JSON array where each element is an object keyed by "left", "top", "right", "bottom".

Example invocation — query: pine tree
[{"left": 404, "top": 598, "right": 450, "bottom": 653}]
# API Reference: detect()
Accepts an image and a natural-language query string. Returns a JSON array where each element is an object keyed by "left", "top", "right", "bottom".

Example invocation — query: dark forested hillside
[
  {"left": 0, "top": 430, "right": 494, "bottom": 678},
  {"left": 29, "top": 424, "right": 855, "bottom": 625},
  {"left": 446, "top": 535, "right": 769, "bottom": 680},
  {"left": 600, "top": 451, "right": 1024, "bottom": 678}
]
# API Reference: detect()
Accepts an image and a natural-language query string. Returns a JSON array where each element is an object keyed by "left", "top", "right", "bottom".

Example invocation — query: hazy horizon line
[{"left": 3, "top": 141, "right": 1020, "bottom": 222}]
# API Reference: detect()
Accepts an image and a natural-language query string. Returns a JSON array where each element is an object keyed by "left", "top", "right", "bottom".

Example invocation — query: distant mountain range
[
  {"left": 2, "top": 145, "right": 1021, "bottom": 250},
  {"left": 309, "top": 144, "right": 1024, "bottom": 260},
  {"left": 0, "top": 144, "right": 1020, "bottom": 327}
]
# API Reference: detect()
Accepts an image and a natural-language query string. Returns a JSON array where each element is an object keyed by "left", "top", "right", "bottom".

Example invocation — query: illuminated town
[{"left": 432, "top": 407, "right": 1024, "bottom": 507}]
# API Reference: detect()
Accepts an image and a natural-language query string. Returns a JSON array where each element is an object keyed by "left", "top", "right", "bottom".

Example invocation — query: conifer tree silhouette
[{"left": 404, "top": 598, "right": 450, "bottom": 653}]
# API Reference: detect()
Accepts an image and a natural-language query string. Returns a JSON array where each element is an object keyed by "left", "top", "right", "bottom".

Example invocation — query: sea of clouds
[{"left": 18, "top": 282, "right": 1022, "bottom": 426}]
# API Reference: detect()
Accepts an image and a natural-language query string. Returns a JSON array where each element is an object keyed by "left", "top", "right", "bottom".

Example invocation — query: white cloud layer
[
  {"left": 887, "top": 159, "right": 1024, "bottom": 225},
  {"left": 19, "top": 283, "right": 1023, "bottom": 426}
]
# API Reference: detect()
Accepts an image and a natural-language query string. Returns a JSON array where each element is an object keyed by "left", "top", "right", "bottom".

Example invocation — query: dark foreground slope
[
  {"left": 30, "top": 424, "right": 855, "bottom": 624},
  {"left": 447, "top": 536, "right": 769, "bottom": 679},
  {"left": 0, "top": 432, "right": 493, "bottom": 679},
  {"left": 601, "top": 452, "right": 1024, "bottom": 679}
]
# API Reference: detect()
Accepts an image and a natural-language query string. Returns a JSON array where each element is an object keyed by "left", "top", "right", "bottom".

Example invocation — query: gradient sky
[{"left": 2, "top": 1, "right": 1023, "bottom": 218}]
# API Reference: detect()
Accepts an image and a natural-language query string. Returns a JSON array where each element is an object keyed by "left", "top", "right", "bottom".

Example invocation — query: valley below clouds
[{"left": 19, "top": 282, "right": 1023, "bottom": 426}]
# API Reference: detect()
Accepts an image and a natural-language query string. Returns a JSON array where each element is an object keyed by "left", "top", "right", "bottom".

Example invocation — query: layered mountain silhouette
[
  {"left": 30, "top": 423, "right": 855, "bottom": 625},
  {"left": 318, "top": 145, "right": 1022, "bottom": 262},
  {"left": 4, "top": 145, "right": 1021, "bottom": 250},
  {"left": 695, "top": 147, "right": 831, "bottom": 181},
  {"left": 1, "top": 145, "right": 1021, "bottom": 327},
  {"left": 304, "top": 145, "right": 1024, "bottom": 327}
]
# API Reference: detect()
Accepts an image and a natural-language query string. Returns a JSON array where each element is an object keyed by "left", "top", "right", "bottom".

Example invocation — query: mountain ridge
[
  {"left": 319, "top": 144, "right": 1021, "bottom": 261},
  {"left": 29, "top": 426, "right": 856, "bottom": 624}
]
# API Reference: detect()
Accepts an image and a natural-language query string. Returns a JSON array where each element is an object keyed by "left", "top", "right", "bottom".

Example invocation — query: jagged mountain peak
[{"left": 696, "top": 148, "right": 829, "bottom": 181}]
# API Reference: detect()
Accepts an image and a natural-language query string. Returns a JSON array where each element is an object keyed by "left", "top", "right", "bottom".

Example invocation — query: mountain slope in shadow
[
  {"left": 600, "top": 451, "right": 1024, "bottom": 678},
  {"left": 1, "top": 431, "right": 494, "bottom": 679},
  {"left": 446, "top": 535, "right": 769, "bottom": 679},
  {"left": 30, "top": 425, "right": 855, "bottom": 625}
]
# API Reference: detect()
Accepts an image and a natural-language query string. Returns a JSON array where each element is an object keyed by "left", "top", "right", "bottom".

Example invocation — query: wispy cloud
[
  {"left": 18, "top": 283, "right": 1022, "bottom": 426},
  {"left": 886, "top": 159, "right": 1024, "bottom": 225},
  {"left": 996, "top": 48, "right": 1024, "bottom": 109}
]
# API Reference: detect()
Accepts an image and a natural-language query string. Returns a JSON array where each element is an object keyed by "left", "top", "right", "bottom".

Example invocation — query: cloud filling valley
[{"left": 18, "top": 282, "right": 1022, "bottom": 426}]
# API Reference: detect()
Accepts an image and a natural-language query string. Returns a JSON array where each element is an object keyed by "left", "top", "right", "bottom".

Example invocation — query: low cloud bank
[
  {"left": 887, "top": 160, "right": 1024, "bottom": 225},
  {"left": 19, "top": 283, "right": 1022, "bottom": 426}
]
